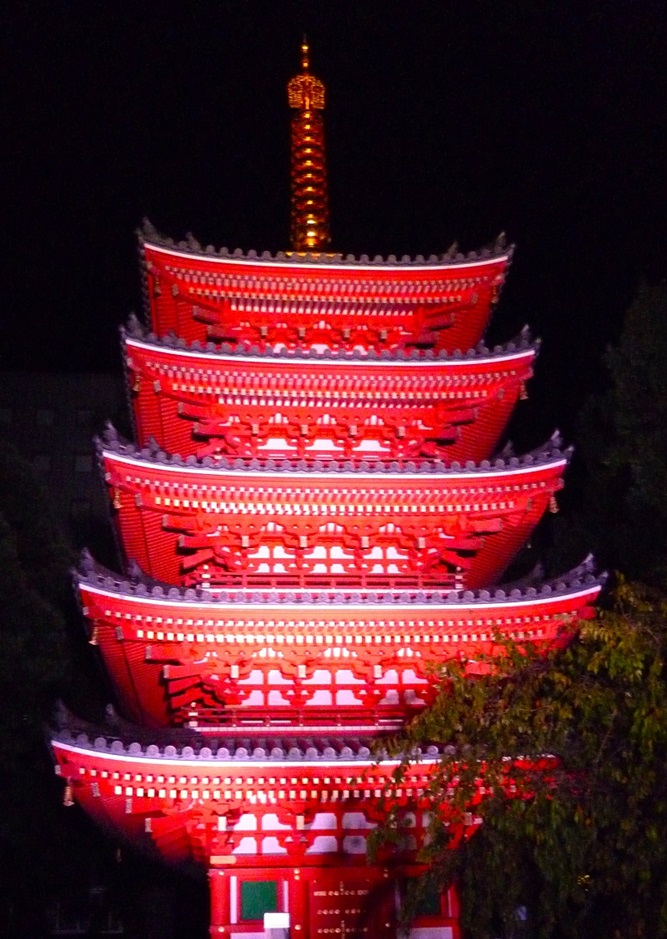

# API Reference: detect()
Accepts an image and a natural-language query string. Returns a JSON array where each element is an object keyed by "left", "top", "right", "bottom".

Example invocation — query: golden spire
[
  {"left": 300, "top": 35, "right": 310, "bottom": 72},
  {"left": 287, "top": 37, "right": 330, "bottom": 252}
]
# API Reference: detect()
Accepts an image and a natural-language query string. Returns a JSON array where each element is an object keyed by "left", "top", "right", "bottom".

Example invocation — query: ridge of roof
[
  {"left": 123, "top": 315, "right": 539, "bottom": 364},
  {"left": 97, "top": 426, "right": 571, "bottom": 476},
  {"left": 50, "top": 702, "right": 402, "bottom": 761},
  {"left": 76, "top": 550, "right": 605, "bottom": 608},
  {"left": 139, "top": 218, "right": 514, "bottom": 269}
]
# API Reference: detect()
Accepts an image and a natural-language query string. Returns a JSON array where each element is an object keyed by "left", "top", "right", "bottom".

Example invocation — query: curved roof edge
[
  {"left": 50, "top": 701, "right": 443, "bottom": 762},
  {"left": 139, "top": 218, "right": 514, "bottom": 270},
  {"left": 123, "top": 315, "right": 539, "bottom": 364},
  {"left": 76, "top": 549, "right": 605, "bottom": 608},
  {"left": 97, "top": 425, "right": 571, "bottom": 476}
]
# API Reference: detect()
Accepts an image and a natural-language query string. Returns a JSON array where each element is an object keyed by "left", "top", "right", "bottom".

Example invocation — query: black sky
[{"left": 3, "top": 1, "right": 667, "bottom": 440}]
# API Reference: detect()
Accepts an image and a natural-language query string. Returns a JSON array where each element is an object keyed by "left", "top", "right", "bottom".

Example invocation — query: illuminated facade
[{"left": 51, "top": 44, "right": 601, "bottom": 939}]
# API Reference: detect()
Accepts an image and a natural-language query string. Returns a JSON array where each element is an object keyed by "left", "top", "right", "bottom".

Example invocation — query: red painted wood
[
  {"left": 125, "top": 334, "right": 535, "bottom": 464},
  {"left": 52, "top": 220, "right": 592, "bottom": 939},
  {"left": 143, "top": 241, "right": 510, "bottom": 354},
  {"left": 80, "top": 573, "right": 600, "bottom": 728},
  {"left": 102, "top": 446, "right": 567, "bottom": 591}
]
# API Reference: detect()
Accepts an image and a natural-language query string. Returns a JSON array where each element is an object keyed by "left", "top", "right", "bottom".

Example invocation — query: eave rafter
[
  {"left": 52, "top": 722, "right": 550, "bottom": 869},
  {"left": 140, "top": 227, "right": 512, "bottom": 354},
  {"left": 123, "top": 324, "right": 538, "bottom": 463},
  {"left": 77, "top": 554, "right": 603, "bottom": 728},
  {"left": 99, "top": 437, "right": 568, "bottom": 587},
  {"left": 98, "top": 430, "right": 569, "bottom": 592}
]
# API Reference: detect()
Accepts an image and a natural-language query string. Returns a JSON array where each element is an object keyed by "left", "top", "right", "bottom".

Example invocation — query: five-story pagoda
[{"left": 51, "top": 43, "right": 602, "bottom": 939}]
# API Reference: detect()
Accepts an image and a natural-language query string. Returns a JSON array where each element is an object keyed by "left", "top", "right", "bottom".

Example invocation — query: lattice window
[{"left": 241, "top": 880, "right": 278, "bottom": 921}]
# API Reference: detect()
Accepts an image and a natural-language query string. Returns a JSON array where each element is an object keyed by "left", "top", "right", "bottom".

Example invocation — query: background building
[{"left": 0, "top": 372, "right": 125, "bottom": 545}]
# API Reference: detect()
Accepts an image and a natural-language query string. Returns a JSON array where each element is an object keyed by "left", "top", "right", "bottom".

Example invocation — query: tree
[
  {"left": 563, "top": 281, "right": 667, "bottom": 580},
  {"left": 384, "top": 580, "right": 667, "bottom": 939},
  {"left": 0, "top": 442, "right": 109, "bottom": 935}
]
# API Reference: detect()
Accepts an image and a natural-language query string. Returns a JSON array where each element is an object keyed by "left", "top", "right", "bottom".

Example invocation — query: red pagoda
[{"left": 51, "top": 42, "right": 602, "bottom": 939}]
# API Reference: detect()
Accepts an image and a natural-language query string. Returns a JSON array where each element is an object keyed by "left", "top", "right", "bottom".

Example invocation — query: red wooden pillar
[
  {"left": 208, "top": 868, "right": 231, "bottom": 937},
  {"left": 289, "top": 867, "right": 309, "bottom": 938}
]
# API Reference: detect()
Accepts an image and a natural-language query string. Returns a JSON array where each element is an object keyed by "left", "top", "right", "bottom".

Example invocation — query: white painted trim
[
  {"left": 145, "top": 241, "right": 510, "bottom": 274},
  {"left": 230, "top": 875, "right": 238, "bottom": 924},
  {"left": 126, "top": 337, "right": 533, "bottom": 369},
  {"left": 103, "top": 448, "right": 568, "bottom": 480},
  {"left": 82, "top": 580, "right": 599, "bottom": 614},
  {"left": 54, "top": 740, "right": 421, "bottom": 768}
]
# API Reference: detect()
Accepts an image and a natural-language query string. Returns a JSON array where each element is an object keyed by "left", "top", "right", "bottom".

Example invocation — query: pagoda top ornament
[
  {"left": 287, "top": 37, "right": 325, "bottom": 110},
  {"left": 288, "top": 38, "right": 330, "bottom": 252}
]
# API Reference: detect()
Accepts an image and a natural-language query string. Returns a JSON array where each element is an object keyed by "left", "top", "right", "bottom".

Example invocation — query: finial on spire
[
  {"left": 287, "top": 39, "right": 330, "bottom": 251},
  {"left": 301, "top": 34, "right": 310, "bottom": 72}
]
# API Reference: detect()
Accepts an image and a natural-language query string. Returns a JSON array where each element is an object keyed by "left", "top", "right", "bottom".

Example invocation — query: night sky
[{"left": 4, "top": 1, "right": 667, "bottom": 441}]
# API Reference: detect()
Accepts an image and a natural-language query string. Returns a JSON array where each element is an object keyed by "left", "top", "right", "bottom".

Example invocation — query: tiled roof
[
  {"left": 140, "top": 218, "right": 513, "bottom": 269},
  {"left": 98, "top": 425, "right": 570, "bottom": 476},
  {"left": 51, "top": 704, "right": 415, "bottom": 762},
  {"left": 77, "top": 550, "right": 604, "bottom": 608},
  {"left": 123, "top": 314, "right": 537, "bottom": 364}
]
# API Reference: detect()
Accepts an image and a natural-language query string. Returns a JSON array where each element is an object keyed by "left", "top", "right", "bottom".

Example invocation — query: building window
[
  {"left": 241, "top": 880, "right": 278, "bottom": 921},
  {"left": 36, "top": 408, "right": 54, "bottom": 426},
  {"left": 0, "top": 408, "right": 11, "bottom": 425},
  {"left": 75, "top": 454, "right": 93, "bottom": 473}
]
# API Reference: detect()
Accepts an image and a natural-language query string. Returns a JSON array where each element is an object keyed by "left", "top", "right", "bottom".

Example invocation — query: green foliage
[
  {"left": 573, "top": 281, "right": 667, "bottom": 579},
  {"left": 0, "top": 442, "right": 109, "bottom": 934},
  {"left": 384, "top": 580, "right": 667, "bottom": 938}
]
